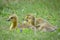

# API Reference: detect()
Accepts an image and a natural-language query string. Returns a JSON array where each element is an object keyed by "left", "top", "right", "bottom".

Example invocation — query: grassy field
[{"left": 0, "top": 0, "right": 60, "bottom": 40}]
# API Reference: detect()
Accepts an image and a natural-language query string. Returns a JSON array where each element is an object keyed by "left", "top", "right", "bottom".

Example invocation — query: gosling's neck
[
  {"left": 12, "top": 20, "right": 17, "bottom": 28},
  {"left": 10, "top": 20, "right": 17, "bottom": 30}
]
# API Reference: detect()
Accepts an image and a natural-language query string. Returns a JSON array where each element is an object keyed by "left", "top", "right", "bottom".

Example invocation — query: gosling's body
[
  {"left": 24, "top": 14, "right": 57, "bottom": 32},
  {"left": 36, "top": 18, "right": 57, "bottom": 32}
]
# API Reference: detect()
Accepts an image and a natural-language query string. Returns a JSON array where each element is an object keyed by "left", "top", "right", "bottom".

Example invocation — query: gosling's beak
[{"left": 7, "top": 19, "right": 10, "bottom": 21}]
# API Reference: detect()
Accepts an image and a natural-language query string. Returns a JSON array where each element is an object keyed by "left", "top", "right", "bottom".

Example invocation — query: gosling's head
[
  {"left": 7, "top": 14, "right": 17, "bottom": 22},
  {"left": 25, "top": 14, "right": 35, "bottom": 21}
]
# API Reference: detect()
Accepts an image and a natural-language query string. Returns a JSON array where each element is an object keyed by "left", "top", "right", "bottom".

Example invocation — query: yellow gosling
[{"left": 7, "top": 14, "right": 18, "bottom": 30}]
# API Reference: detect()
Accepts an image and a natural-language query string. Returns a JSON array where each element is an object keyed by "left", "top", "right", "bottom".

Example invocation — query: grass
[{"left": 0, "top": 0, "right": 60, "bottom": 40}]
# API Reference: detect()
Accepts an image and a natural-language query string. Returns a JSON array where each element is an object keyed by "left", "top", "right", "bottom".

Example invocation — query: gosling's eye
[{"left": 25, "top": 16, "right": 28, "bottom": 19}]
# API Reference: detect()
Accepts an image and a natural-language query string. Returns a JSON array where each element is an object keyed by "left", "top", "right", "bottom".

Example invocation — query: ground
[{"left": 0, "top": 0, "right": 60, "bottom": 40}]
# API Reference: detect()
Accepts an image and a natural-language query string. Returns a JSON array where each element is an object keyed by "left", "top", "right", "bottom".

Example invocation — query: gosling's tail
[{"left": 49, "top": 26, "right": 58, "bottom": 32}]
